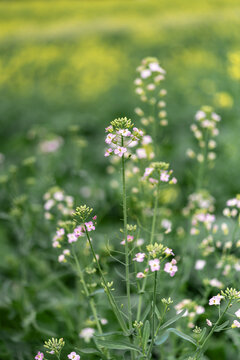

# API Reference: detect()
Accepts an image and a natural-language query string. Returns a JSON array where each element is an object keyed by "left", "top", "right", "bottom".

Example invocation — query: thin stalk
[
  {"left": 121, "top": 135, "right": 132, "bottom": 331},
  {"left": 195, "top": 300, "right": 231, "bottom": 359},
  {"left": 147, "top": 271, "right": 158, "bottom": 359},
  {"left": 85, "top": 229, "right": 129, "bottom": 334},
  {"left": 72, "top": 248, "right": 111, "bottom": 359},
  {"left": 137, "top": 186, "right": 159, "bottom": 321},
  {"left": 196, "top": 129, "right": 209, "bottom": 191},
  {"left": 72, "top": 248, "right": 103, "bottom": 335}
]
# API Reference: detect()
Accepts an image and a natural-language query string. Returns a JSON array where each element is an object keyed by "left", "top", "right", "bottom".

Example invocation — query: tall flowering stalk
[
  {"left": 134, "top": 57, "right": 168, "bottom": 156},
  {"left": 105, "top": 117, "right": 143, "bottom": 333},
  {"left": 186, "top": 106, "right": 221, "bottom": 191}
]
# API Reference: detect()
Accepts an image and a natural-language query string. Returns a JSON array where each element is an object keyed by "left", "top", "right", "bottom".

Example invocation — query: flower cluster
[
  {"left": 142, "top": 161, "right": 177, "bottom": 186},
  {"left": 104, "top": 117, "right": 144, "bottom": 158},
  {"left": 183, "top": 191, "right": 215, "bottom": 217},
  {"left": 223, "top": 195, "right": 240, "bottom": 218},
  {"left": 43, "top": 187, "right": 74, "bottom": 220},
  {"left": 175, "top": 299, "right": 205, "bottom": 328},
  {"left": 134, "top": 57, "right": 168, "bottom": 127},
  {"left": 187, "top": 106, "right": 220, "bottom": 165},
  {"left": 134, "top": 243, "right": 178, "bottom": 278}
]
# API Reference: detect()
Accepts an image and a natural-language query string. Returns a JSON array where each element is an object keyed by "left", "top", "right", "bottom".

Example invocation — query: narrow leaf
[
  {"left": 155, "top": 328, "right": 197, "bottom": 346},
  {"left": 214, "top": 320, "right": 229, "bottom": 332},
  {"left": 158, "top": 310, "right": 185, "bottom": 331},
  {"left": 154, "top": 330, "right": 169, "bottom": 345},
  {"left": 95, "top": 339, "right": 142, "bottom": 353},
  {"left": 142, "top": 320, "right": 150, "bottom": 352}
]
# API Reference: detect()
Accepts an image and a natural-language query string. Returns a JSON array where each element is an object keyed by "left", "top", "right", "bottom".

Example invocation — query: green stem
[
  {"left": 121, "top": 136, "right": 132, "bottom": 331},
  {"left": 196, "top": 129, "right": 209, "bottom": 191},
  {"left": 72, "top": 247, "right": 103, "bottom": 335},
  {"left": 195, "top": 300, "right": 231, "bottom": 359},
  {"left": 85, "top": 229, "right": 129, "bottom": 334},
  {"left": 147, "top": 271, "right": 158, "bottom": 359},
  {"left": 137, "top": 186, "right": 159, "bottom": 321}
]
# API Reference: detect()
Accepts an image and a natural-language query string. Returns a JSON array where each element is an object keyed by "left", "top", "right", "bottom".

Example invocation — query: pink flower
[
  {"left": 120, "top": 235, "right": 134, "bottom": 245},
  {"left": 105, "top": 148, "right": 113, "bottom": 157},
  {"left": 58, "top": 254, "right": 65, "bottom": 263},
  {"left": 105, "top": 125, "right": 113, "bottom": 132},
  {"left": 164, "top": 261, "right": 178, "bottom": 277},
  {"left": 68, "top": 352, "right": 80, "bottom": 360},
  {"left": 93, "top": 215, "right": 97, "bottom": 220},
  {"left": 209, "top": 294, "right": 224, "bottom": 306},
  {"left": 114, "top": 146, "right": 127, "bottom": 157},
  {"left": 143, "top": 167, "right": 154, "bottom": 178},
  {"left": 232, "top": 320, "right": 240, "bottom": 328},
  {"left": 56, "top": 228, "right": 65, "bottom": 237},
  {"left": 136, "top": 148, "right": 147, "bottom": 159},
  {"left": 149, "top": 259, "right": 160, "bottom": 272},
  {"left": 136, "top": 272, "right": 145, "bottom": 278},
  {"left": 67, "top": 233, "right": 78, "bottom": 243},
  {"left": 85, "top": 221, "right": 95, "bottom": 232},
  {"left": 118, "top": 129, "right": 131, "bottom": 137},
  {"left": 235, "top": 309, "right": 240, "bottom": 318},
  {"left": 74, "top": 226, "right": 84, "bottom": 237},
  {"left": 164, "top": 248, "right": 174, "bottom": 256},
  {"left": 105, "top": 133, "right": 116, "bottom": 144},
  {"left": 160, "top": 171, "right": 170, "bottom": 182},
  {"left": 133, "top": 253, "right": 146, "bottom": 262},
  {"left": 35, "top": 352, "right": 44, "bottom": 360}
]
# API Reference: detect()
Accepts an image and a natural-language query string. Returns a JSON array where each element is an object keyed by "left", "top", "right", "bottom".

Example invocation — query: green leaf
[
  {"left": 75, "top": 347, "right": 103, "bottom": 357},
  {"left": 154, "top": 331, "right": 169, "bottom": 345},
  {"left": 158, "top": 310, "right": 185, "bottom": 331},
  {"left": 142, "top": 303, "right": 151, "bottom": 322},
  {"left": 155, "top": 305, "right": 161, "bottom": 321},
  {"left": 155, "top": 328, "right": 197, "bottom": 346},
  {"left": 142, "top": 320, "right": 150, "bottom": 352},
  {"left": 95, "top": 339, "right": 142, "bottom": 353},
  {"left": 94, "top": 331, "right": 125, "bottom": 337},
  {"left": 199, "top": 327, "right": 207, "bottom": 343},
  {"left": 214, "top": 320, "right": 229, "bottom": 332}
]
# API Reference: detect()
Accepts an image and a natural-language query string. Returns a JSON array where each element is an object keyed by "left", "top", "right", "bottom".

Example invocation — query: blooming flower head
[
  {"left": 85, "top": 221, "right": 95, "bottom": 232},
  {"left": 79, "top": 327, "right": 95, "bottom": 343},
  {"left": 137, "top": 272, "right": 145, "bottom": 278},
  {"left": 133, "top": 252, "right": 146, "bottom": 263},
  {"left": 68, "top": 352, "right": 80, "bottom": 360},
  {"left": 105, "top": 148, "right": 113, "bottom": 157},
  {"left": 67, "top": 233, "right": 78, "bottom": 244},
  {"left": 149, "top": 258, "right": 160, "bottom": 272},
  {"left": 105, "top": 133, "right": 116, "bottom": 144},
  {"left": 164, "top": 261, "right": 178, "bottom": 277},
  {"left": 58, "top": 254, "right": 66, "bottom": 263},
  {"left": 35, "top": 352, "right": 44, "bottom": 360},
  {"left": 209, "top": 294, "right": 224, "bottom": 306},
  {"left": 114, "top": 146, "right": 127, "bottom": 157}
]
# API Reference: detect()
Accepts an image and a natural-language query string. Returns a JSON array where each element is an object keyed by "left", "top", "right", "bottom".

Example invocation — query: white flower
[
  {"left": 79, "top": 327, "right": 95, "bottom": 343},
  {"left": 195, "top": 260, "right": 206, "bottom": 270},
  {"left": 141, "top": 69, "right": 151, "bottom": 79}
]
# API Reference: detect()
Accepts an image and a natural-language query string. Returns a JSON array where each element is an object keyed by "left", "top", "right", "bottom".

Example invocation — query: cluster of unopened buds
[
  {"left": 133, "top": 243, "right": 178, "bottom": 278},
  {"left": 104, "top": 117, "right": 144, "bottom": 158},
  {"left": 174, "top": 299, "right": 205, "bottom": 329},
  {"left": 43, "top": 187, "right": 74, "bottom": 220},
  {"left": 187, "top": 106, "right": 221, "bottom": 164},
  {"left": 134, "top": 57, "right": 168, "bottom": 127},
  {"left": 223, "top": 195, "right": 240, "bottom": 218},
  {"left": 142, "top": 161, "right": 177, "bottom": 185}
]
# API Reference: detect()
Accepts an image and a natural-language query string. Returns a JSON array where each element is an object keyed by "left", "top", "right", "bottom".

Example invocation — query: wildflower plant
[{"left": 30, "top": 58, "right": 240, "bottom": 360}]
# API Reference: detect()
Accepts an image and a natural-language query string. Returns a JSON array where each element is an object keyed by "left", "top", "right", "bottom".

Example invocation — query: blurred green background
[{"left": 0, "top": 0, "right": 240, "bottom": 359}]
